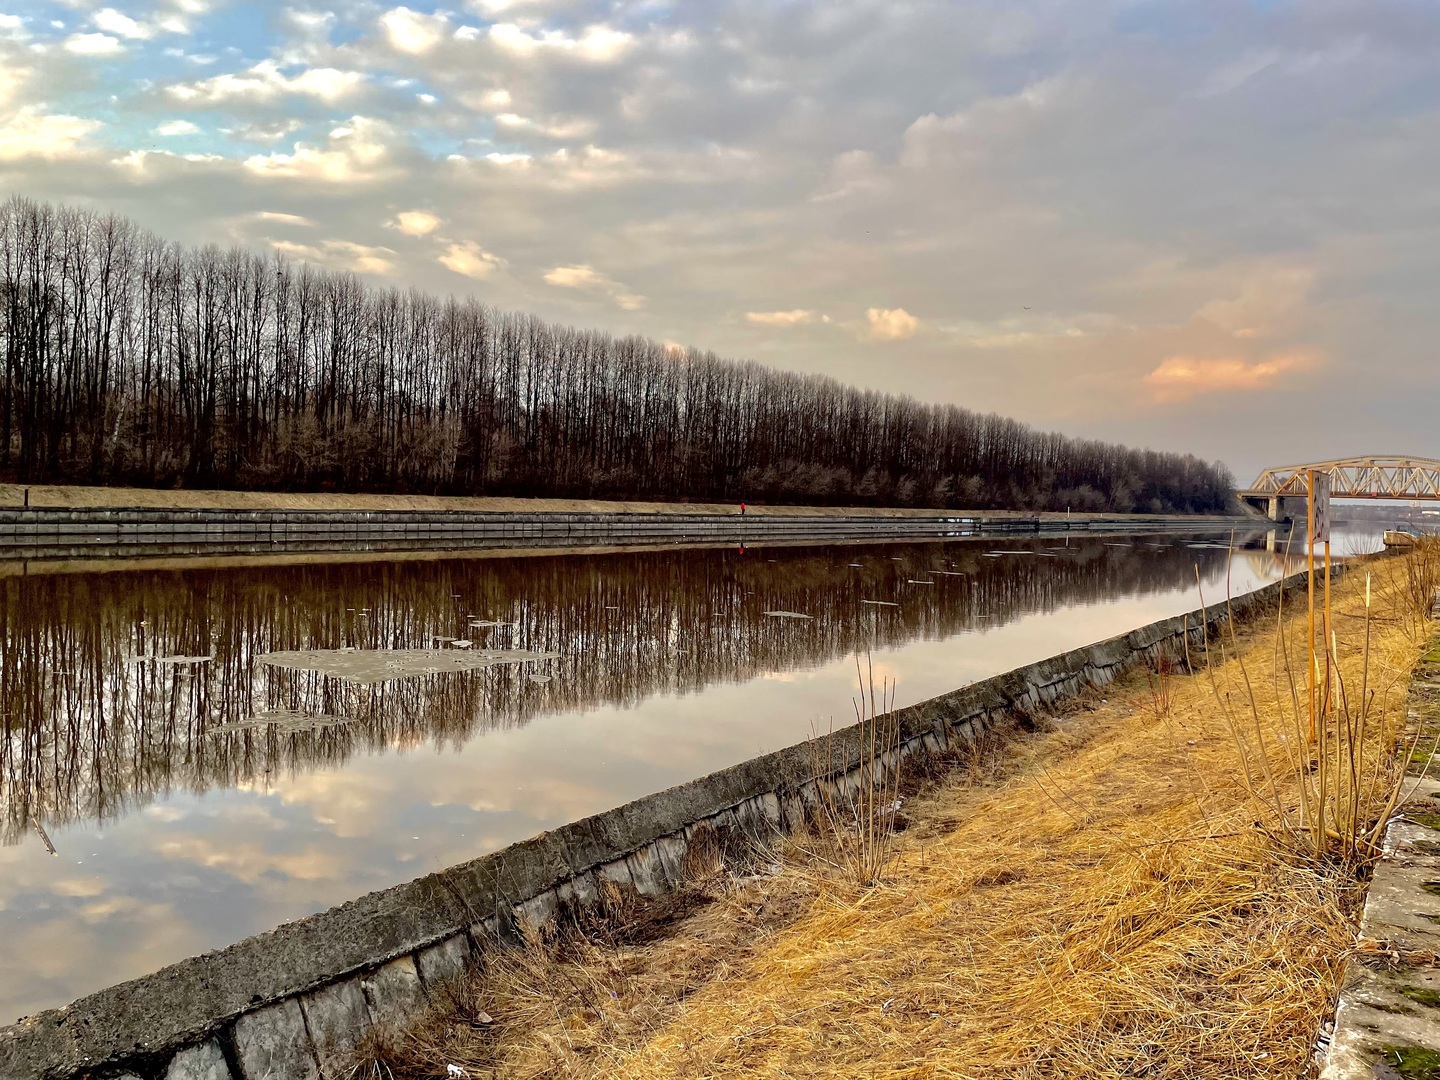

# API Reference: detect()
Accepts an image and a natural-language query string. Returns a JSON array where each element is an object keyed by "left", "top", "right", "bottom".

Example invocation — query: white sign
[{"left": 1309, "top": 470, "right": 1332, "bottom": 545}]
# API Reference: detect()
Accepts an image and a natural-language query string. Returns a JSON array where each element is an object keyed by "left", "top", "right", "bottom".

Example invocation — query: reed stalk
[{"left": 806, "top": 654, "right": 902, "bottom": 887}]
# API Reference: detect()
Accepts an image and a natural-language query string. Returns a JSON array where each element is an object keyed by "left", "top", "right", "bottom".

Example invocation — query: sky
[{"left": 0, "top": 0, "right": 1436, "bottom": 484}]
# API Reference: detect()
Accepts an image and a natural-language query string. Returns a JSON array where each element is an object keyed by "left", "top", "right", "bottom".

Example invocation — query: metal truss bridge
[{"left": 1239, "top": 456, "right": 1440, "bottom": 520}]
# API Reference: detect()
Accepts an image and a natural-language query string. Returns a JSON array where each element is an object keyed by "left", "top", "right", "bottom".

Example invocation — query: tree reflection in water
[{"left": 0, "top": 535, "right": 1267, "bottom": 845}]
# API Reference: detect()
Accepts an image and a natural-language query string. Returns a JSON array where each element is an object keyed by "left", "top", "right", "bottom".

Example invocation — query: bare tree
[{"left": 0, "top": 196, "right": 1236, "bottom": 511}]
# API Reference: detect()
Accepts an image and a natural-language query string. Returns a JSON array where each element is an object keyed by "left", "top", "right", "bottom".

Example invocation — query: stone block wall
[{"left": 0, "top": 506, "right": 1245, "bottom": 562}]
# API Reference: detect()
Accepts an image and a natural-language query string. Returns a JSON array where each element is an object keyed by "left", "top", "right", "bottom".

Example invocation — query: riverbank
[
  {"left": 0, "top": 483, "right": 1249, "bottom": 522},
  {"left": 0, "top": 487, "right": 1256, "bottom": 565},
  {"left": 359, "top": 551, "right": 1435, "bottom": 1080}
]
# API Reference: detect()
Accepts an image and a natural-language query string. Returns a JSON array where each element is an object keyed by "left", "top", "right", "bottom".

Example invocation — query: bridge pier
[
  {"left": 1242, "top": 495, "right": 1307, "bottom": 523},
  {"left": 1270, "top": 496, "right": 1309, "bottom": 523}
]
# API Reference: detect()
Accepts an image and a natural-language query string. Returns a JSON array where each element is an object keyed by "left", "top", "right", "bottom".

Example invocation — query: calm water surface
[{"left": 0, "top": 530, "right": 1327, "bottom": 1020}]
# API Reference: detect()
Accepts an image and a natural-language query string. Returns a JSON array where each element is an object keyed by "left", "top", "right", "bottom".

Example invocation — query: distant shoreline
[{"left": 0, "top": 483, "right": 1250, "bottom": 521}]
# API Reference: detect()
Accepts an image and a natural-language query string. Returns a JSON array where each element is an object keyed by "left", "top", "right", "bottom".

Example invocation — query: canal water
[{"left": 0, "top": 529, "right": 1321, "bottom": 1021}]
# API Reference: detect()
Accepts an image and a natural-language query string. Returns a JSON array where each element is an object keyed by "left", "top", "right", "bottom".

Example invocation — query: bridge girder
[{"left": 1238, "top": 456, "right": 1440, "bottom": 501}]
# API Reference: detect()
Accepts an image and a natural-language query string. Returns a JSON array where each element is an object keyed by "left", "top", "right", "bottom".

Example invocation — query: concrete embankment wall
[
  {"left": 0, "top": 505, "right": 1247, "bottom": 562},
  {"left": 0, "top": 572, "right": 1308, "bottom": 1080},
  {"left": 0, "top": 484, "right": 1242, "bottom": 519}
]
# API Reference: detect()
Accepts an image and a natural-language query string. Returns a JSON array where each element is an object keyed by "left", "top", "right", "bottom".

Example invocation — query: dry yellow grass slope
[{"left": 605, "top": 560, "right": 1428, "bottom": 1080}]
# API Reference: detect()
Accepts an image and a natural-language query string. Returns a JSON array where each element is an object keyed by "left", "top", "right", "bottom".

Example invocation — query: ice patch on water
[
  {"left": 206, "top": 709, "right": 354, "bottom": 736},
  {"left": 257, "top": 648, "right": 559, "bottom": 685}
]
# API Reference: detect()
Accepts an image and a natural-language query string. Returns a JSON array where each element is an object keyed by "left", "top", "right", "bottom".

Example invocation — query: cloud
[
  {"left": 379, "top": 7, "right": 447, "bottom": 55},
  {"left": 251, "top": 211, "right": 314, "bottom": 226},
  {"left": 543, "top": 264, "right": 644, "bottom": 309},
  {"left": 243, "top": 118, "right": 392, "bottom": 183},
  {"left": 110, "top": 147, "right": 223, "bottom": 171},
  {"left": 487, "top": 22, "right": 634, "bottom": 63},
  {"left": 543, "top": 265, "right": 603, "bottom": 288},
  {"left": 153, "top": 833, "right": 344, "bottom": 884},
  {"left": 1192, "top": 267, "right": 1315, "bottom": 339},
  {"left": 865, "top": 307, "right": 920, "bottom": 342},
  {"left": 64, "top": 33, "right": 123, "bottom": 55},
  {"left": 270, "top": 238, "right": 396, "bottom": 275},
  {"left": 155, "top": 119, "right": 198, "bottom": 136},
  {"left": 0, "top": 107, "right": 99, "bottom": 160},
  {"left": 494, "top": 112, "right": 596, "bottom": 140},
  {"left": 465, "top": 88, "right": 511, "bottom": 112},
  {"left": 169, "top": 62, "right": 365, "bottom": 105},
  {"left": 746, "top": 309, "right": 820, "bottom": 327},
  {"left": 0, "top": 61, "right": 25, "bottom": 108},
  {"left": 389, "top": 210, "right": 440, "bottom": 236},
  {"left": 439, "top": 241, "right": 505, "bottom": 279},
  {"left": 1143, "top": 351, "right": 1322, "bottom": 403},
  {"left": 92, "top": 8, "right": 152, "bottom": 40}
]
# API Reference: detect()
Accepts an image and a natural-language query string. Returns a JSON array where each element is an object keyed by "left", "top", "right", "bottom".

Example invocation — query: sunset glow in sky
[{"left": 2, "top": 0, "right": 1436, "bottom": 481}]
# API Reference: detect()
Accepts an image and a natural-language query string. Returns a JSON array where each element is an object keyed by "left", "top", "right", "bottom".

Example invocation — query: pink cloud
[{"left": 1143, "top": 350, "right": 1321, "bottom": 403}]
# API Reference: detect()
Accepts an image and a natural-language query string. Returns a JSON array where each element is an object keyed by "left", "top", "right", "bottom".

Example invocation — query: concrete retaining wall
[
  {"left": 0, "top": 571, "right": 1308, "bottom": 1080},
  {"left": 0, "top": 506, "right": 1246, "bottom": 562}
]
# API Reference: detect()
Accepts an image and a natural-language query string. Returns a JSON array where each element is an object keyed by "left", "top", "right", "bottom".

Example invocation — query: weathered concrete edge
[
  {"left": 0, "top": 481, "right": 1255, "bottom": 520},
  {"left": 0, "top": 570, "right": 1312, "bottom": 1080},
  {"left": 1320, "top": 624, "right": 1440, "bottom": 1080}
]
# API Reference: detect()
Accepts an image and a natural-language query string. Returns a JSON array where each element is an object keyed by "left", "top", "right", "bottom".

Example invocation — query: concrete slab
[
  {"left": 232, "top": 1000, "right": 318, "bottom": 1080},
  {"left": 415, "top": 934, "right": 473, "bottom": 995},
  {"left": 361, "top": 957, "right": 427, "bottom": 1031},
  {"left": 299, "top": 979, "right": 371, "bottom": 1079}
]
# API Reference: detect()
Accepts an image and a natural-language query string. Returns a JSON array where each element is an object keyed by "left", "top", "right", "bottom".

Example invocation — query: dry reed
[{"left": 804, "top": 655, "right": 903, "bottom": 887}]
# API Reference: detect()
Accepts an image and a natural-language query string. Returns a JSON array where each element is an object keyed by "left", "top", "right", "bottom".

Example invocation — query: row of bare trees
[{"left": 0, "top": 196, "right": 1235, "bottom": 511}]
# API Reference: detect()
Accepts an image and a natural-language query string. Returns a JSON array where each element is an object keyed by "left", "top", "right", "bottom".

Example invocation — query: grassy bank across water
[
  {"left": 0, "top": 482, "right": 1252, "bottom": 522},
  {"left": 359, "top": 548, "right": 1438, "bottom": 1080}
]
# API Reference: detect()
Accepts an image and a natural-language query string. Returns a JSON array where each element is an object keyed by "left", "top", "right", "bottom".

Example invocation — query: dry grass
[
  {"left": 356, "top": 555, "right": 1433, "bottom": 1080},
  {"left": 1395, "top": 536, "right": 1440, "bottom": 628},
  {"left": 348, "top": 831, "right": 841, "bottom": 1079},
  {"left": 803, "top": 656, "right": 904, "bottom": 888}
]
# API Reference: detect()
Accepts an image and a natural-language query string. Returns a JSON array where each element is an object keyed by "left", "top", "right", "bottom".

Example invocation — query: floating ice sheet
[
  {"left": 205, "top": 709, "right": 355, "bottom": 736},
  {"left": 258, "top": 647, "right": 560, "bottom": 685}
]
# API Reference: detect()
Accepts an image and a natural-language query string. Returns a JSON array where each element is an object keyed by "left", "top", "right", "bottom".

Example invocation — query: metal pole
[
  {"left": 1307, "top": 470, "right": 1316, "bottom": 744},
  {"left": 1323, "top": 536, "right": 1333, "bottom": 713}
]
